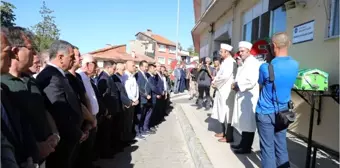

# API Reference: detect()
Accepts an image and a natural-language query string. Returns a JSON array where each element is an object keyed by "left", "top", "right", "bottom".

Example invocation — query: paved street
[{"left": 96, "top": 103, "right": 195, "bottom": 168}]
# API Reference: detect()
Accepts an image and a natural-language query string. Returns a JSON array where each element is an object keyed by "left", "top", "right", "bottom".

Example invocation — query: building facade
[
  {"left": 129, "top": 29, "right": 177, "bottom": 68},
  {"left": 192, "top": 0, "right": 339, "bottom": 152}
]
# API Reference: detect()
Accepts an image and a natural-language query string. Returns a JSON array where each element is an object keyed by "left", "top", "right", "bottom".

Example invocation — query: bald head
[
  {"left": 126, "top": 61, "right": 136, "bottom": 73},
  {"left": 272, "top": 32, "right": 290, "bottom": 57},
  {"left": 272, "top": 32, "right": 290, "bottom": 49}
]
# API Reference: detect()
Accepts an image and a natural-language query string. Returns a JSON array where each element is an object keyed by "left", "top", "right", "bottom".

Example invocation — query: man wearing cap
[
  {"left": 231, "top": 41, "right": 261, "bottom": 154},
  {"left": 211, "top": 43, "right": 237, "bottom": 143}
]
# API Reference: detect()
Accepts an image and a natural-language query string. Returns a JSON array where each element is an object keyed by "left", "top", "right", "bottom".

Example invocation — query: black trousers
[
  {"left": 150, "top": 98, "right": 163, "bottom": 127},
  {"left": 96, "top": 117, "right": 113, "bottom": 156},
  {"left": 46, "top": 134, "right": 80, "bottom": 168},
  {"left": 111, "top": 113, "right": 123, "bottom": 151},
  {"left": 239, "top": 132, "right": 255, "bottom": 150},
  {"left": 198, "top": 85, "right": 211, "bottom": 107},
  {"left": 221, "top": 123, "right": 234, "bottom": 141},
  {"left": 74, "top": 127, "right": 97, "bottom": 168},
  {"left": 122, "top": 106, "right": 135, "bottom": 141},
  {"left": 198, "top": 85, "right": 210, "bottom": 99}
]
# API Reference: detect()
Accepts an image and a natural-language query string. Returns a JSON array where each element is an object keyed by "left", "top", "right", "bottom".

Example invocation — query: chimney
[{"left": 145, "top": 29, "right": 152, "bottom": 36}]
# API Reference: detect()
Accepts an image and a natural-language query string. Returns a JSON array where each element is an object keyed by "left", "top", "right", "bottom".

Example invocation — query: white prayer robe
[
  {"left": 211, "top": 56, "right": 236, "bottom": 124},
  {"left": 231, "top": 56, "right": 261, "bottom": 133}
]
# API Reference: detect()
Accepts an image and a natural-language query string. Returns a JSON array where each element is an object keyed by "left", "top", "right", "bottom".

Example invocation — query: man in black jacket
[
  {"left": 113, "top": 63, "right": 134, "bottom": 145},
  {"left": 96, "top": 61, "right": 120, "bottom": 158},
  {"left": 36, "top": 40, "right": 85, "bottom": 168}
]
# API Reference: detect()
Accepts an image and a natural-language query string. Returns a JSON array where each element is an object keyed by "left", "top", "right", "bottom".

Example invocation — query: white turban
[
  {"left": 238, "top": 41, "right": 253, "bottom": 50},
  {"left": 220, "top": 43, "right": 233, "bottom": 51}
]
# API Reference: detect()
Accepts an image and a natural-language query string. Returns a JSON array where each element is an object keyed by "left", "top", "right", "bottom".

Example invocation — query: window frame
[
  {"left": 157, "top": 56, "right": 165, "bottom": 64},
  {"left": 169, "top": 46, "right": 176, "bottom": 54},
  {"left": 269, "top": 5, "right": 287, "bottom": 37},
  {"left": 243, "top": 21, "right": 253, "bottom": 41},
  {"left": 158, "top": 44, "right": 166, "bottom": 52},
  {"left": 326, "top": 0, "right": 339, "bottom": 39}
]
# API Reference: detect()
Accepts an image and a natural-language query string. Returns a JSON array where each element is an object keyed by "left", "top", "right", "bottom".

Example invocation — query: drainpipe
[
  {"left": 231, "top": 0, "right": 238, "bottom": 47},
  {"left": 208, "top": 23, "right": 214, "bottom": 59}
]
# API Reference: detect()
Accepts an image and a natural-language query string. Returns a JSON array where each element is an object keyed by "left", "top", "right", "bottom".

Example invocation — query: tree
[
  {"left": 0, "top": 1, "right": 16, "bottom": 27},
  {"left": 187, "top": 45, "right": 198, "bottom": 56},
  {"left": 31, "top": 1, "right": 60, "bottom": 52},
  {"left": 177, "top": 42, "right": 183, "bottom": 51}
]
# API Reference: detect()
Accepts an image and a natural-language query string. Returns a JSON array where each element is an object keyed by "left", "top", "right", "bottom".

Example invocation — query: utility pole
[{"left": 175, "top": 0, "right": 180, "bottom": 61}]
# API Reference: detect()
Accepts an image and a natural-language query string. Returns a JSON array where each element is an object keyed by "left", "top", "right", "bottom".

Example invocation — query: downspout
[
  {"left": 231, "top": 0, "right": 239, "bottom": 47},
  {"left": 208, "top": 23, "right": 215, "bottom": 59}
]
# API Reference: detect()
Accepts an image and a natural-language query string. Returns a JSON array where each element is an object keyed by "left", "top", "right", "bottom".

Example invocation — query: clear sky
[{"left": 10, "top": 0, "right": 195, "bottom": 53}]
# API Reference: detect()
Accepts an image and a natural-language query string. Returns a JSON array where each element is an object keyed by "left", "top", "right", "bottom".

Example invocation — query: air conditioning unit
[{"left": 285, "top": 0, "right": 307, "bottom": 10}]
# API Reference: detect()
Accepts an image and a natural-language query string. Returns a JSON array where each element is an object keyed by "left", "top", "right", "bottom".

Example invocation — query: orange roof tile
[
  {"left": 136, "top": 32, "right": 176, "bottom": 46},
  {"left": 150, "top": 34, "right": 176, "bottom": 46},
  {"left": 88, "top": 44, "right": 155, "bottom": 63}
]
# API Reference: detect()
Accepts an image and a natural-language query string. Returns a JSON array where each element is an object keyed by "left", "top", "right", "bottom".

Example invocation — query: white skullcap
[
  {"left": 220, "top": 43, "right": 233, "bottom": 51},
  {"left": 238, "top": 41, "right": 253, "bottom": 50}
]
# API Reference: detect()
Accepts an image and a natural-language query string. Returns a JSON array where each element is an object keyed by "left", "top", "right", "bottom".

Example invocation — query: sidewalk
[{"left": 172, "top": 93, "right": 339, "bottom": 168}]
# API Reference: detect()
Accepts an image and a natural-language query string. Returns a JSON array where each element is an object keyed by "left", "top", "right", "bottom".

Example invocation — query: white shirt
[
  {"left": 122, "top": 70, "right": 139, "bottom": 102},
  {"left": 47, "top": 63, "right": 65, "bottom": 77},
  {"left": 76, "top": 69, "right": 99, "bottom": 115},
  {"left": 157, "top": 72, "right": 167, "bottom": 92}
]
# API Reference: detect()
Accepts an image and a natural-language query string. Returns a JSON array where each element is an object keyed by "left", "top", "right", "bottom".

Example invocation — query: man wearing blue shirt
[{"left": 256, "top": 32, "right": 299, "bottom": 168}]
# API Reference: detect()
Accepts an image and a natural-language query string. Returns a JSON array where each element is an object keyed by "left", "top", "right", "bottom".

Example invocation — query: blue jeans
[{"left": 256, "top": 113, "right": 290, "bottom": 168}]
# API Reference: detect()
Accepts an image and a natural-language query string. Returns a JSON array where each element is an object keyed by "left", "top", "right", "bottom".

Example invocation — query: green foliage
[
  {"left": 0, "top": 1, "right": 16, "bottom": 27},
  {"left": 187, "top": 45, "right": 198, "bottom": 56},
  {"left": 30, "top": 1, "right": 60, "bottom": 52}
]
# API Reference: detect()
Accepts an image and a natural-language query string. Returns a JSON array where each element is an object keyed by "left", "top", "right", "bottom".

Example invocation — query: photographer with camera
[
  {"left": 196, "top": 57, "right": 213, "bottom": 110},
  {"left": 256, "top": 32, "right": 299, "bottom": 168}
]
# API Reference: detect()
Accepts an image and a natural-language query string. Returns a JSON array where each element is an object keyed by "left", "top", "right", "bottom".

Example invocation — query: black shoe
[
  {"left": 233, "top": 148, "right": 252, "bottom": 154},
  {"left": 231, "top": 144, "right": 241, "bottom": 149}
]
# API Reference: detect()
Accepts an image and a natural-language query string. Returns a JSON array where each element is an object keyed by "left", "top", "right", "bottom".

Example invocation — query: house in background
[
  {"left": 88, "top": 44, "right": 154, "bottom": 68},
  {"left": 128, "top": 29, "right": 178, "bottom": 68}
]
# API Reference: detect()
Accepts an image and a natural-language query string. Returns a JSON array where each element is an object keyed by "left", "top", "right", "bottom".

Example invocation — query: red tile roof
[
  {"left": 137, "top": 32, "right": 176, "bottom": 46},
  {"left": 88, "top": 44, "right": 155, "bottom": 63}
]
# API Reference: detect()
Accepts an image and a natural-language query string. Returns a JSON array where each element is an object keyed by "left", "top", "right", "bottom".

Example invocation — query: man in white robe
[
  {"left": 211, "top": 43, "right": 237, "bottom": 143},
  {"left": 231, "top": 41, "right": 261, "bottom": 154}
]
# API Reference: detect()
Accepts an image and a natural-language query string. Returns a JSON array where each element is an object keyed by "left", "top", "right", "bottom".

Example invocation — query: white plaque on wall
[{"left": 292, "top": 20, "right": 315, "bottom": 44}]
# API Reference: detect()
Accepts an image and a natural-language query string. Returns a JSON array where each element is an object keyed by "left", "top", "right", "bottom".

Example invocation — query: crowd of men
[
  {"left": 1, "top": 26, "right": 172, "bottom": 168},
  {"left": 187, "top": 32, "right": 298, "bottom": 168}
]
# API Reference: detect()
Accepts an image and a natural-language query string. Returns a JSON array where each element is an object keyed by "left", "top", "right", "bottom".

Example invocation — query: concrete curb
[{"left": 173, "top": 104, "right": 214, "bottom": 168}]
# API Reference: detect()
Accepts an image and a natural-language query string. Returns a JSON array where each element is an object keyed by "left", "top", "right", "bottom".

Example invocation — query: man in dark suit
[
  {"left": 146, "top": 64, "right": 163, "bottom": 131},
  {"left": 134, "top": 61, "right": 155, "bottom": 136},
  {"left": 96, "top": 61, "right": 119, "bottom": 158},
  {"left": 153, "top": 63, "right": 166, "bottom": 126},
  {"left": 112, "top": 63, "right": 134, "bottom": 146},
  {"left": 36, "top": 40, "right": 85, "bottom": 168}
]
